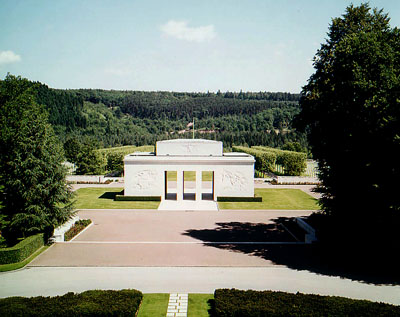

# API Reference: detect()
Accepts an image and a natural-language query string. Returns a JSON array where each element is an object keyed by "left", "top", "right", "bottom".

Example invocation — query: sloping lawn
[
  {"left": 74, "top": 188, "right": 160, "bottom": 209},
  {"left": 218, "top": 188, "right": 319, "bottom": 210}
]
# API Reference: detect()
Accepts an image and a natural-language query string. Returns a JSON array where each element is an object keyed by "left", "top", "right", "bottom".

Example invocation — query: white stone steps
[{"left": 166, "top": 293, "right": 188, "bottom": 317}]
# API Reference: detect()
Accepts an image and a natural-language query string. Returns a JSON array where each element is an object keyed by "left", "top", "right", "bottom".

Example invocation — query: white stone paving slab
[
  {"left": 167, "top": 293, "right": 188, "bottom": 317},
  {"left": 158, "top": 200, "right": 218, "bottom": 211}
]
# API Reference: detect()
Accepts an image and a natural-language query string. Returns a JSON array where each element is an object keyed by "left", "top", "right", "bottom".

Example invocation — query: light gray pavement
[
  {"left": 1, "top": 267, "right": 399, "bottom": 305},
  {"left": 28, "top": 210, "right": 310, "bottom": 267}
]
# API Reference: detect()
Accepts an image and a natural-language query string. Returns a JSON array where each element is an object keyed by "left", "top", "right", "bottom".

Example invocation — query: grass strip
[
  {"left": 75, "top": 188, "right": 160, "bottom": 209},
  {"left": 188, "top": 294, "right": 214, "bottom": 317},
  {"left": 218, "top": 188, "right": 319, "bottom": 210},
  {"left": 137, "top": 293, "right": 169, "bottom": 317}
]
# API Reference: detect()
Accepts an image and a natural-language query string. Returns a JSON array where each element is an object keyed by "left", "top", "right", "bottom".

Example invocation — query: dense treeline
[
  {"left": 2, "top": 76, "right": 306, "bottom": 150},
  {"left": 3, "top": 80, "right": 87, "bottom": 132},
  {"left": 72, "top": 89, "right": 300, "bottom": 121},
  {"left": 66, "top": 89, "right": 306, "bottom": 148}
]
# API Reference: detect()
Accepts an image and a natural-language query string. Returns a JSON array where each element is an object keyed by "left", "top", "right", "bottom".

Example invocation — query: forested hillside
[
  {"left": 2, "top": 77, "right": 307, "bottom": 150},
  {"left": 68, "top": 89, "right": 307, "bottom": 148}
]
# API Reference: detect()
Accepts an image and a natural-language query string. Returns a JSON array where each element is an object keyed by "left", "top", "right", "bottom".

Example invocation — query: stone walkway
[
  {"left": 167, "top": 293, "right": 188, "bottom": 317},
  {"left": 158, "top": 199, "right": 218, "bottom": 211}
]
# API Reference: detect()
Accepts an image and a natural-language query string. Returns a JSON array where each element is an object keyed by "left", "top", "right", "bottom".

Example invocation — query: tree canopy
[
  {"left": 295, "top": 4, "right": 400, "bottom": 241},
  {"left": 0, "top": 74, "right": 74, "bottom": 241}
]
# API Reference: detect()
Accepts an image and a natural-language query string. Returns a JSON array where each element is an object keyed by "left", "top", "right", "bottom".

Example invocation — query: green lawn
[
  {"left": 0, "top": 245, "right": 49, "bottom": 272},
  {"left": 188, "top": 294, "right": 214, "bottom": 317},
  {"left": 74, "top": 188, "right": 160, "bottom": 209},
  {"left": 137, "top": 294, "right": 213, "bottom": 316},
  {"left": 137, "top": 293, "right": 169, "bottom": 317},
  {"left": 74, "top": 187, "right": 318, "bottom": 210},
  {"left": 218, "top": 188, "right": 319, "bottom": 210}
]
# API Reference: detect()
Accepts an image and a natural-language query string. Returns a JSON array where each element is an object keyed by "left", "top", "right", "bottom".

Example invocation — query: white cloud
[
  {"left": 0, "top": 50, "right": 21, "bottom": 65},
  {"left": 160, "top": 20, "right": 216, "bottom": 42}
]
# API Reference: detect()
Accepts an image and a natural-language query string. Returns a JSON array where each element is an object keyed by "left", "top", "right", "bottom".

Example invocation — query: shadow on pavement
[
  {"left": 183, "top": 218, "right": 400, "bottom": 285},
  {"left": 184, "top": 220, "right": 296, "bottom": 243}
]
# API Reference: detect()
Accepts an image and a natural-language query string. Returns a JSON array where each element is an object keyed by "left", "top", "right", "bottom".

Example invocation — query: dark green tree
[
  {"left": 106, "top": 152, "right": 124, "bottom": 175},
  {"left": 295, "top": 4, "right": 400, "bottom": 243},
  {"left": 0, "top": 75, "right": 75, "bottom": 241},
  {"left": 75, "top": 139, "right": 106, "bottom": 175},
  {"left": 63, "top": 137, "right": 83, "bottom": 164}
]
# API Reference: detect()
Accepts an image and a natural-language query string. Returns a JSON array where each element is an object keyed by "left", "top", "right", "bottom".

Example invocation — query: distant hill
[{"left": 2, "top": 77, "right": 307, "bottom": 150}]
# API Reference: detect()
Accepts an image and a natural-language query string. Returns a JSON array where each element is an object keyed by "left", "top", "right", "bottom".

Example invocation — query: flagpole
[{"left": 193, "top": 118, "right": 195, "bottom": 139}]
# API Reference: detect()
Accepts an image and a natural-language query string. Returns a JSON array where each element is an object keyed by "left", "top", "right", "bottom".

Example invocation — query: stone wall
[{"left": 276, "top": 176, "right": 320, "bottom": 184}]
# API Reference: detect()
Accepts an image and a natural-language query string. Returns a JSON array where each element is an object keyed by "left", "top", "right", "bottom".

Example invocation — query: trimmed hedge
[
  {"left": 114, "top": 195, "right": 161, "bottom": 201},
  {"left": 0, "top": 289, "right": 143, "bottom": 317},
  {"left": 0, "top": 233, "right": 44, "bottom": 265},
  {"left": 253, "top": 146, "right": 307, "bottom": 176},
  {"left": 233, "top": 146, "right": 277, "bottom": 173},
  {"left": 217, "top": 196, "right": 262, "bottom": 202},
  {"left": 214, "top": 289, "right": 400, "bottom": 316}
]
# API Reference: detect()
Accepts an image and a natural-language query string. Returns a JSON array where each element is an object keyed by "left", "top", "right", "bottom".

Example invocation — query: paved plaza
[
  {"left": 1, "top": 186, "right": 399, "bottom": 306},
  {"left": 28, "top": 209, "right": 311, "bottom": 267}
]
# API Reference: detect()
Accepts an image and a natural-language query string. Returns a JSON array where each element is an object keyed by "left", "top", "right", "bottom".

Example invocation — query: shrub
[
  {"left": 232, "top": 146, "right": 277, "bottom": 173},
  {"left": 0, "top": 233, "right": 44, "bottom": 265},
  {"left": 217, "top": 196, "right": 262, "bottom": 202},
  {"left": 0, "top": 289, "right": 143, "bottom": 317},
  {"left": 253, "top": 146, "right": 307, "bottom": 176},
  {"left": 64, "top": 219, "right": 92, "bottom": 241},
  {"left": 97, "top": 145, "right": 155, "bottom": 174},
  {"left": 214, "top": 289, "right": 400, "bottom": 316},
  {"left": 114, "top": 195, "right": 161, "bottom": 201}
]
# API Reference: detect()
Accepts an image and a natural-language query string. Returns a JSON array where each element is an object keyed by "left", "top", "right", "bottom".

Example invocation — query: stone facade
[{"left": 124, "top": 139, "right": 255, "bottom": 200}]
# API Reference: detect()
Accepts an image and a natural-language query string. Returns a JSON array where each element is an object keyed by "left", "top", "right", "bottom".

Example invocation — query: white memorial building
[{"left": 124, "top": 139, "right": 255, "bottom": 205}]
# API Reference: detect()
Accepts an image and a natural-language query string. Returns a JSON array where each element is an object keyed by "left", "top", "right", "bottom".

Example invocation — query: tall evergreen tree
[
  {"left": 0, "top": 75, "right": 74, "bottom": 241},
  {"left": 295, "top": 4, "right": 400, "bottom": 242}
]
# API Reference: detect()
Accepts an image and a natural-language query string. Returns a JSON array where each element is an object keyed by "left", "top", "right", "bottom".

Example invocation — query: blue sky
[{"left": 1, "top": 0, "right": 399, "bottom": 93}]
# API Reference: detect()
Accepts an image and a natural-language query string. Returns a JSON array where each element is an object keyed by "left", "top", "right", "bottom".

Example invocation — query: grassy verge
[
  {"left": 218, "top": 188, "right": 319, "bottom": 210},
  {"left": 0, "top": 245, "right": 49, "bottom": 272},
  {"left": 137, "top": 293, "right": 169, "bottom": 317},
  {"left": 188, "top": 294, "right": 214, "bottom": 317},
  {"left": 75, "top": 188, "right": 160, "bottom": 209}
]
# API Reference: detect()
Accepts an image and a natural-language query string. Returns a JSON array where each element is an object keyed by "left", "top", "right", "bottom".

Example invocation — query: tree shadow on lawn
[
  {"left": 98, "top": 191, "right": 124, "bottom": 200},
  {"left": 183, "top": 218, "right": 400, "bottom": 286}
]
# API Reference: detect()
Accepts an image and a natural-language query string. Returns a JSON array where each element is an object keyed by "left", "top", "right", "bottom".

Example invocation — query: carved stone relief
[
  {"left": 132, "top": 170, "right": 158, "bottom": 190},
  {"left": 221, "top": 169, "right": 248, "bottom": 191}
]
